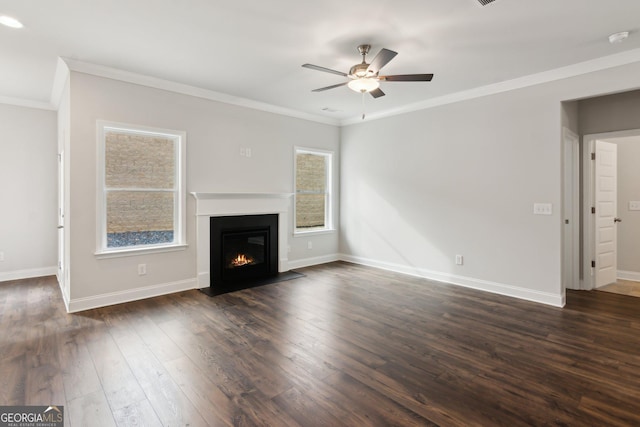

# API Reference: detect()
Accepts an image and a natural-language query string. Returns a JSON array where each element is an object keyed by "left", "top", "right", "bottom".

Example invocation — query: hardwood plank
[
  {"left": 108, "top": 316, "right": 210, "bottom": 427},
  {"left": 85, "top": 330, "right": 147, "bottom": 411},
  {"left": 163, "top": 356, "right": 236, "bottom": 426},
  {"left": 3, "top": 265, "right": 640, "bottom": 425},
  {"left": 112, "top": 399, "right": 163, "bottom": 427},
  {"left": 67, "top": 389, "right": 117, "bottom": 427}
]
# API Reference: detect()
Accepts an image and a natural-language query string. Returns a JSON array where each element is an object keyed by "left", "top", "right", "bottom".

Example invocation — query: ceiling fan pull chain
[{"left": 362, "top": 92, "right": 366, "bottom": 120}]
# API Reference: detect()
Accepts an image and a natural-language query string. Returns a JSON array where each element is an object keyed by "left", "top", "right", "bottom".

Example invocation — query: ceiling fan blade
[
  {"left": 380, "top": 74, "right": 434, "bottom": 82},
  {"left": 367, "top": 48, "right": 398, "bottom": 74},
  {"left": 302, "top": 63, "right": 348, "bottom": 77},
  {"left": 369, "top": 88, "right": 385, "bottom": 98},
  {"left": 312, "top": 82, "right": 348, "bottom": 92}
]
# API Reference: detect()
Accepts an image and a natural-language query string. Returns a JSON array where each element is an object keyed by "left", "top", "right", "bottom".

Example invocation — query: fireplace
[{"left": 210, "top": 214, "right": 278, "bottom": 291}]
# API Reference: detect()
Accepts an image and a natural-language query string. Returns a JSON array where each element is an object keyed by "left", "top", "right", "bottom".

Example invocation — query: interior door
[
  {"left": 594, "top": 140, "right": 618, "bottom": 288},
  {"left": 57, "top": 151, "right": 65, "bottom": 286}
]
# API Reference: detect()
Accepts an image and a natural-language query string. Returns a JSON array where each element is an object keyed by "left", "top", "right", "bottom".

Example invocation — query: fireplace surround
[{"left": 191, "top": 192, "right": 292, "bottom": 289}]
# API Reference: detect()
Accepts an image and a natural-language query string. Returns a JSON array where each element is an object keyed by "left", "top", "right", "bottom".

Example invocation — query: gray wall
[
  {"left": 0, "top": 103, "right": 57, "bottom": 281},
  {"left": 579, "top": 89, "right": 640, "bottom": 135},
  {"left": 340, "top": 60, "right": 640, "bottom": 306},
  {"left": 67, "top": 71, "right": 340, "bottom": 304}
]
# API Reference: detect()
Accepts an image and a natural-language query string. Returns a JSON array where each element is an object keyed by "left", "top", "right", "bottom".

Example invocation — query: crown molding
[
  {"left": 4, "top": 48, "right": 640, "bottom": 124},
  {"left": 341, "top": 47, "right": 640, "bottom": 126},
  {"left": 0, "top": 95, "right": 55, "bottom": 111},
  {"left": 61, "top": 58, "right": 340, "bottom": 127}
]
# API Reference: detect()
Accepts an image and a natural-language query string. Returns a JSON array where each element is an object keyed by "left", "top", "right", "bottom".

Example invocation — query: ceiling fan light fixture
[{"left": 348, "top": 77, "right": 380, "bottom": 93}]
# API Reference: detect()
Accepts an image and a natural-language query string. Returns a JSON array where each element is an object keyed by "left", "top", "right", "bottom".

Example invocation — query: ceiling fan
[{"left": 302, "top": 44, "right": 434, "bottom": 98}]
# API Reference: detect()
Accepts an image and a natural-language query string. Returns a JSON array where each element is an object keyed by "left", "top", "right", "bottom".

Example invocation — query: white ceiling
[{"left": 2, "top": 0, "right": 640, "bottom": 123}]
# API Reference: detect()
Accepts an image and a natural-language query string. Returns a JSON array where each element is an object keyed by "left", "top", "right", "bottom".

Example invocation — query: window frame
[
  {"left": 293, "top": 146, "right": 334, "bottom": 235},
  {"left": 95, "top": 120, "right": 187, "bottom": 257}
]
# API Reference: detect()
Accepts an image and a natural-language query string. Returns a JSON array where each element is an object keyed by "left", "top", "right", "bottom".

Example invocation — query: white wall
[
  {"left": 0, "top": 103, "right": 57, "bottom": 281},
  {"left": 340, "top": 61, "right": 640, "bottom": 307},
  {"left": 67, "top": 71, "right": 339, "bottom": 309}
]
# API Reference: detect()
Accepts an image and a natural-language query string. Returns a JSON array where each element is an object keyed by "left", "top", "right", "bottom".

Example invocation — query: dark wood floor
[{"left": 2, "top": 261, "right": 640, "bottom": 426}]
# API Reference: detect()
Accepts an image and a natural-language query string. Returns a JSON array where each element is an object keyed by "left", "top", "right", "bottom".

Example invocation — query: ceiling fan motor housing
[{"left": 349, "top": 63, "right": 376, "bottom": 78}]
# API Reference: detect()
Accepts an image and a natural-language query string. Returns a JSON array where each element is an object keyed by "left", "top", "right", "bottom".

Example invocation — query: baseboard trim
[
  {"left": 67, "top": 278, "right": 198, "bottom": 313},
  {"left": 0, "top": 266, "right": 57, "bottom": 283},
  {"left": 617, "top": 270, "right": 640, "bottom": 282},
  {"left": 339, "top": 254, "right": 564, "bottom": 307},
  {"left": 287, "top": 254, "right": 341, "bottom": 270}
]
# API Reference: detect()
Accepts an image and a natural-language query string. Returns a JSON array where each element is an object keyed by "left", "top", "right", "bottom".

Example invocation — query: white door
[
  {"left": 594, "top": 140, "right": 618, "bottom": 288},
  {"left": 57, "top": 151, "right": 65, "bottom": 286}
]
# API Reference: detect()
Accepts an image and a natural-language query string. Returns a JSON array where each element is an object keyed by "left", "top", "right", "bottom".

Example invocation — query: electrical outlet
[
  {"left": 455, "top": 254, "right": 463, "bottom": 265},
  {"left": 533, "top": 203, "right": 552, "bottom": 215},
  {"left": 0, "top": 251, "right": 4, "bottom": 262},
  {"left": 138, "top": 264, "right": 146, "bottom": 275},
  {"left": 307, "top": 241, "right": 313, "bottom": 250},
  {"left": 246, "top": 148, "right": 252, "bottom": 157}
]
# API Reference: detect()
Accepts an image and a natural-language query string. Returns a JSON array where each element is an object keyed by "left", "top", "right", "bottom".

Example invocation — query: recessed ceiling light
[
  {"left": 0, "top": 15, "right": 23, "bottom": 29},
  {"left": 609, "top": 31, "right": 629, "bottom": 44}
]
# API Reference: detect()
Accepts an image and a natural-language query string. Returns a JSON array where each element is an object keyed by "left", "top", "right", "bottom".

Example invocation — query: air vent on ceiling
[{"left": 477, "top": 0, "right": 497, "bottom": 5}]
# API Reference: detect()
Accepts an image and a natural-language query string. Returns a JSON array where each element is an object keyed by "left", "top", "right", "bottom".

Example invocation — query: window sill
[
  {"left": 95, "top": 243, "right": 188, "bottom": 259},
  {"left": 293, "top": 228, "right": 336, "bottom": 237}
]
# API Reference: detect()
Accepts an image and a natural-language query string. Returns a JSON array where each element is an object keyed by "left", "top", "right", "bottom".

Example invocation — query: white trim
[
  {"left": 339, "top": 254, "right": 565, "bottom": 307},
  {"left": 191, "top": 193, "right": 292, "bottom": 287},
  {"left": 56, "top": 274, "right": 70, "bottom": 312},
  {"left": 287, "top": 254, "right": 340, "bottom": 270},
  {"left": 562, "top": 127, "right": 580, "bottom": 290},
  {"left": 191, "top": 192, "right": 293, "bottom": 200},
  {"left": 67, "top": 278, "right": 197, "bottom": 313},
  {"left": 293, "top": 228, "right": 337, "bottom": 237},
  {"left": 294, "top": 147, "right": 334, "bottom": 233},
  {"left": 95, "top": 121, "right": 187, "bottom": 255},
  {"left": 95, "top": 243, "right": 188, "bottom": 259},
  {"left": 0, "top": 95, "right": 55, "bottom": 111},
  {"left": 617, "top": 270, "right": 640, "bottom": 282},
  {"left": 62, "top": 58, "right": 340, "bottom": 126},
  {"left": 342, "top": 48, "right": 640, "bottom": 126},
  {"left": 0, "top": 266, "right": 57, "bottom": 283},
  {"left": 4, "top": 48, "right": 640, "bottom": 118}
]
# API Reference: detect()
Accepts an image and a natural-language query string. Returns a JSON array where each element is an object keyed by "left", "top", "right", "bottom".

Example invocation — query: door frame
[
  {"left": 583, "top": 128, "right": 640, "bottom": 290},
  {"left": 562, "top": 128, "right": 580, "bottom": 290}
]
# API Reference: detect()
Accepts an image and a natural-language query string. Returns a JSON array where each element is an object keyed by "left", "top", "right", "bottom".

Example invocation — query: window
[
  {"left": 294, "top": 147, "right": 333, "bottom": 233},
  {"left": 97, "top": 122, "right": 186, "bottom": 255}
]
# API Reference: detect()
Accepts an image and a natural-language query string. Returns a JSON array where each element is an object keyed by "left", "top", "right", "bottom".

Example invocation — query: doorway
[{"left": 583, "top": 129, "right": 640, "bottom": 291}]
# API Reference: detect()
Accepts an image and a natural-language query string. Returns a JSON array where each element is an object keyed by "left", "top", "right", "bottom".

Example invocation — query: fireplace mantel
[
  {"left": 191, "top": 192, "right": 293, "bottom": 287},
  {"left": 191, "top": 192, "right": 293, "bottom": 200}
]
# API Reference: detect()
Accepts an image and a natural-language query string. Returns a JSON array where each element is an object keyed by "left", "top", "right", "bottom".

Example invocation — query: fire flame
[{"left": 230, "top": 253, "right": 254, "bottom": 267}]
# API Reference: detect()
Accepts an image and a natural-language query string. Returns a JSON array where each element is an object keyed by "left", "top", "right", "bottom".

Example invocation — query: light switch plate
[
  {"left": 629, "top": 201, "right": 640, "bottom": 211},
  {"left": 533, "top": 203, "right": 552, "bottom": 215}
]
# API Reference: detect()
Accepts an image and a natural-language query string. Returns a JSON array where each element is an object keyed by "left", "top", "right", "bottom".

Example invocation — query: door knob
[{"left": 614, "top": 217, "right": 622, "bottom": 223}]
